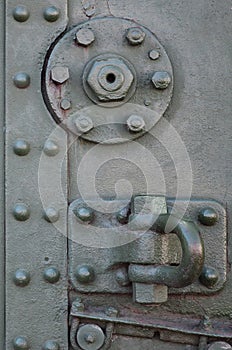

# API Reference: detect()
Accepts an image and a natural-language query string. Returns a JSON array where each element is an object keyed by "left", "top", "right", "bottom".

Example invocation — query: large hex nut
[{"left": 87, "top": 58, "right": 134, "bottom": 101}]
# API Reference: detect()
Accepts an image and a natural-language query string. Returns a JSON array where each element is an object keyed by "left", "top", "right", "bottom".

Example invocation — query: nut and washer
[
  {"left": 75, "top": 116, "right": 94, "bottom": 134},
  {"left": 152, "top": 71, "right": 171, "bottom": 89},
  {"left": 126, "top": 27, "right": 146, "bottom": 45},
  {"left": 76, "top": 28, "right": 95, "bottom": 46},
  {"left": 127, "top": 115, "right": 145, "bottom": 133}
]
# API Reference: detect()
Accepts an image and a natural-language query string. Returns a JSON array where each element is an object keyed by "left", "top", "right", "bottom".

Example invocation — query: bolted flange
[{"left": 76, "top": 324, "right": 105, "bottom": 350}]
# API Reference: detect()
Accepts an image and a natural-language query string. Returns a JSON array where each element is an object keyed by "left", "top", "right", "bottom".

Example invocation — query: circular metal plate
[{"left": 42, "top": 17, "right": 173, "bottom": 144}]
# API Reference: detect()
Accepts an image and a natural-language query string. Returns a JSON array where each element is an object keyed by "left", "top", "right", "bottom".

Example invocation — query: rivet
[
  {"left": 199, "top": 266, "right": 219, "bottom": 288},
  {"left": 13, "top": 204, "right": 30, "bottom": 221},
  {"left": 13, "top": 336, "right": 30, "bottom": 350},
  {"left": 75, "top": 115, "right": 94, "bottom": 134},
  {"left": 43, "top": 207, "right": 60, "bottom": 223},
  {"left": 115, "top": 267, "right": 131, "bottom": 287},
  {"left": 208, "top": 342, "right": 232, "bottom": 350},
  {"left": 127, "top": 115, "right": 145, "bottom": 133},
  {"left": 51, "top": 66, "right": 69, "bottom": 84},
  {"left": 42, "top": 340, "right": 60, "bottom": 350},
  {"left": 72, "top": 298, "right": 85, "bottom": 313},
  {"left": 116, "top": 207, "right": 129, "bottom": 224},
  {"left": 12, "top": 6, "right": 30, "bottom": 22},
  {"left": 144, "top": 99, "right": 151, "bottom": 106},
  {"left": 75, "top": 264, "right": 95, "bottom": 284},
  {"left": 13, "top": 140, "right": 30, "bottom": 156},
  {"left": 198, "top": 207, "right": 218, "bottom": 226},
  {"left": 76, "top": 324, "right": 105, "bottom": 350},
  {"left": 43, "top": 267, "right": 60, "bottom": 284},
  {"left": 13, "top": 269, "right": 30, "bottom": 287},
  {"left": 149, "top": 49, "right": 160, "bottom": 60},
  {"left": 105, "top": 307, "right": 118, "bottom": 317},
  {"left": 43, "top": 6, "right": 60, "bottom": 22},
  {"left": 126, "top": 27, "right": 146, "bottom": 45},
  {"left": 13, "top": 72, "right": 30, "bottom": 89},
  {"left": 43, "top": 140, "right": 59, "bottom": 157},
  {"left": 75, "top": 28, "right": 95, "bottom": 46},
  {"left": 73, "top": 206, "right": 94, "bottom": 223},
  {"left": 152, "top": 71, "right": 171, "bottom": 89},
  {"left": 60, "top": 98, "right": 71, "bottom": 110}
]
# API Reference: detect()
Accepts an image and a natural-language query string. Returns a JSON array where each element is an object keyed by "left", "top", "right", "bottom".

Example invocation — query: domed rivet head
[
  {"left": 13, "top": 269, "right": 30, "bottom": 287},
  {"left": 12, "top": 6, "right": 30, "bottom": 22},
  {"left": 152, "top": 71, "right": 171, "bottom": 89},
  {"left": 43, "top": 208, "right": 59, "bottom": 223},
  {"left": 199, "top": 266, "right": 219, "bottom": 288},
  {"left": 42, "top": 340, "right": 60, "bottom": 350},
  {"left": 13, "top": 72, "right": 30, "bottom": 89},
  {"left": 43, "top": 267, "right": 60, "bottom": 284},
  {"left": 75, "top": 264, "right": 95, "bottom": 284},
  {"left": 75, "top": 28, "right": 95, "bottom": 46},
  {"left": 126, "top": 27, "right": 146, "bottom": 45},
  {"left": 198, "top": 207, "right": 218, "bottom": 226},
  {"left": 75, "top": 115, "right": 94, "bottom": 134},
  {"left": 127, "top": 115, "right": 145, "bottom": 133},
  {"left": 208, "top": 342, "right": 232, "bottom": 350},
  {"left": 51, "top": 67, "right": 69, "bottom": 84},
  {"left": 73, "top": 206, "right": 94, "bottom": 223},
  {"left": 43, "top": 6, "right": 60, "bottom": 22},
  {"left": 13, "top": 204, "right": 30, "bottom": 221},
  {"left": 60, "top": 98, "right": 71, "bottom": 111},
  {"left": 149, "top": 49, "right": 160, "bottom": 60},
  {"left": 13, "top": 336, "right": 30, "bottom": 350},
  {"left": 13, "top": 140, "right": 30, "bottom": 156},
  {"left": 43, "top": 140, "right": 59, "bottom": 157},
  {"left": 116, "top": 207, "right": 129, "bottom": 225},
  {"left": 115, "top": 267, "right": 131, "bottom": 287},
  {"left": 76, "top": 324, "right": 105, "bottom": 350}
]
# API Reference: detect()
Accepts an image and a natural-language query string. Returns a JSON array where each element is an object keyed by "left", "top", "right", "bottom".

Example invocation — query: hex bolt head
[
  {"left": 149, "top": 49, "right": 160, "bottom": 60},
  {"left": 43, "top": 140, "right": 59, "bottom": 157},
  {"left": 13, "top": 203, "right": 30, "bottom": 221},
  {"left": 105, "top": 307, "right": 119, "bottom": 317},
  {"left": 76, "top": 324, "right": 105, "bottom": 350},
  {"left": 13, "top": 6, "right": 30, "bottom": 22},
  {"left": 207, "top": 342, "right": 232, "bottom": 350},
  {"left": 43, "top": 207, "right": 60, "bottom": 223},
  {"left": 199, "top": 266, "right": 219, "bottom": 288},
  {"left": 76, "top": 28, "right": 95, "bottom": 46},
  {"left": 51, "top": 66, "right": 69, "bottom": 84},
  {"left": 43, "top": 267, "right": 60, "bottom": 284},
  {"left": 75, "top": 264, "right": 95, "bottom": 284},
  {"left": 73, "top": 206, "right": 94, "bottom": 223},
  {"left": 198, "top": 207, "right": 218, "bottom": 226},
  {"left": 42, "top": 340, "right": 60, "bottom": 350},
  {"left": 13, "top": 140, "right": 30, "bottom": 156},
  {"left": 13, "top": 72, "right": 30, "bottom": 89},
  {"left": 13, "top": 336, "right": 30, "bottom": 350},
  {"left": 43, "top": 6, "right": 60, "bottom": 22},
  {"left": 152, "top": 71, "right": 171, "bottom": 89},
  {"left": 126, "top": 27, "right": 146, "bottom": 45},
  {"left": 127, "top": 115, "right": 145, "bottom": 133},
  {"left": 75, "top": 115, "right": 94, "bottom": 134},
  {"left": 13, "top": 269, "right": 30, "bottom": 287},
  {"left": 60, "top": 98, "right": 71, "bottom": 110}
]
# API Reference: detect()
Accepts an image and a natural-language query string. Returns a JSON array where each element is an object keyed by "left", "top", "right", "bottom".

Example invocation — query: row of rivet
[
  {"left": 13, "top": 139, "right": 59, "bottom": 157},
  {"left": 13, "top": 267, "right": 60, "bottom": 286},
  {"left": 13, "top": 204, "right": 60, "bottom": 223},
  {"left": 13, "top": 336, "right": 60, "bottom": 350},
  {"left": 12, "top": 5, "right": 60, "bottom": 23}
]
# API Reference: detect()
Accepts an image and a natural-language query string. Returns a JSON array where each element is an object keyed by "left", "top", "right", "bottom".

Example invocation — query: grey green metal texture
[{"left": 3, "top": 0, "right": 232, "bottom": 350}]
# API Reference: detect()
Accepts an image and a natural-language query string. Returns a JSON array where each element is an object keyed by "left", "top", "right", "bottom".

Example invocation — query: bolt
[
  {"left": 198, "top": 207, "right": 218, "bottom": 226},
  {"left": 73, "top": 206, "right": 94, "bottom": 223},
  {"left": 208, "top": 342, "right": 232, "bottom": 350},
  {"left": 149, "top": 49, "right": 160, "bottom": 60},
  {"left": 51, "top": 66, "right": 69, "bottom": 84},
  {"left": 105, "top": 307, "right": 118, "bottom": 317},
  {"left": 13, "top": 203, "right": 30, "bottom": 221},
  {"left": 13, "top": 72, "right": 30, "bottom": 89},
  {"left": 76, "top": 324, "right": 105, "bottom": 350},
  {"left": 43, "top": 140, "right": 59, "bottom": 157},
  {"left": 12, "top": 6, "right": 30, "bottom": 22},
  {"left": 13, "top": 140, "right": 30, "bottom": 156},
  {"left": 126, "top": 27, "right": 146, "bottom": 45},
  {"left": 72, "top": 298, "right": 85, "bottom": 313},
  {"left": 75, "top": 115, "right": 94, "bottom": 134},
  {"left": 152, "top": 71, "right": 171, "bottom": 89},
  {"left": 13, "top": 336, "right": 30, "bottom": 350},
  {"left": 127, "top": 115, "right": 145, "bottom": 133},
  {"left": 42, "top": 340, "right": 60, "bottom": 350},
  {"left": 76, "top": 28, "right": 95, "bottom": 46},
  {"left": 75, "top": 264, "right": 95, "bottom": 284},
  {"left": 60, "top": 98, "right": 71, "bottom": 110},
  {"left": 13, "top": 269, "right": 30, "bottom": 287},
  {"left": 115, "top": 267, "right": 131, "bottom": 287},
  {"left": 43, "top": 6, "right": 60, "bottom": 22},
  {"left": 43, "top": 207, "right": 60, "bottom": 223},
  {"left": 116, "top": 207, "right": 129, "bottom": 224},
  {"left": 199, "top": 266, "right": 219, "bottom": 288},
  {"left": 43, "top": 267, "right": 60, "bottom": 284}
]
